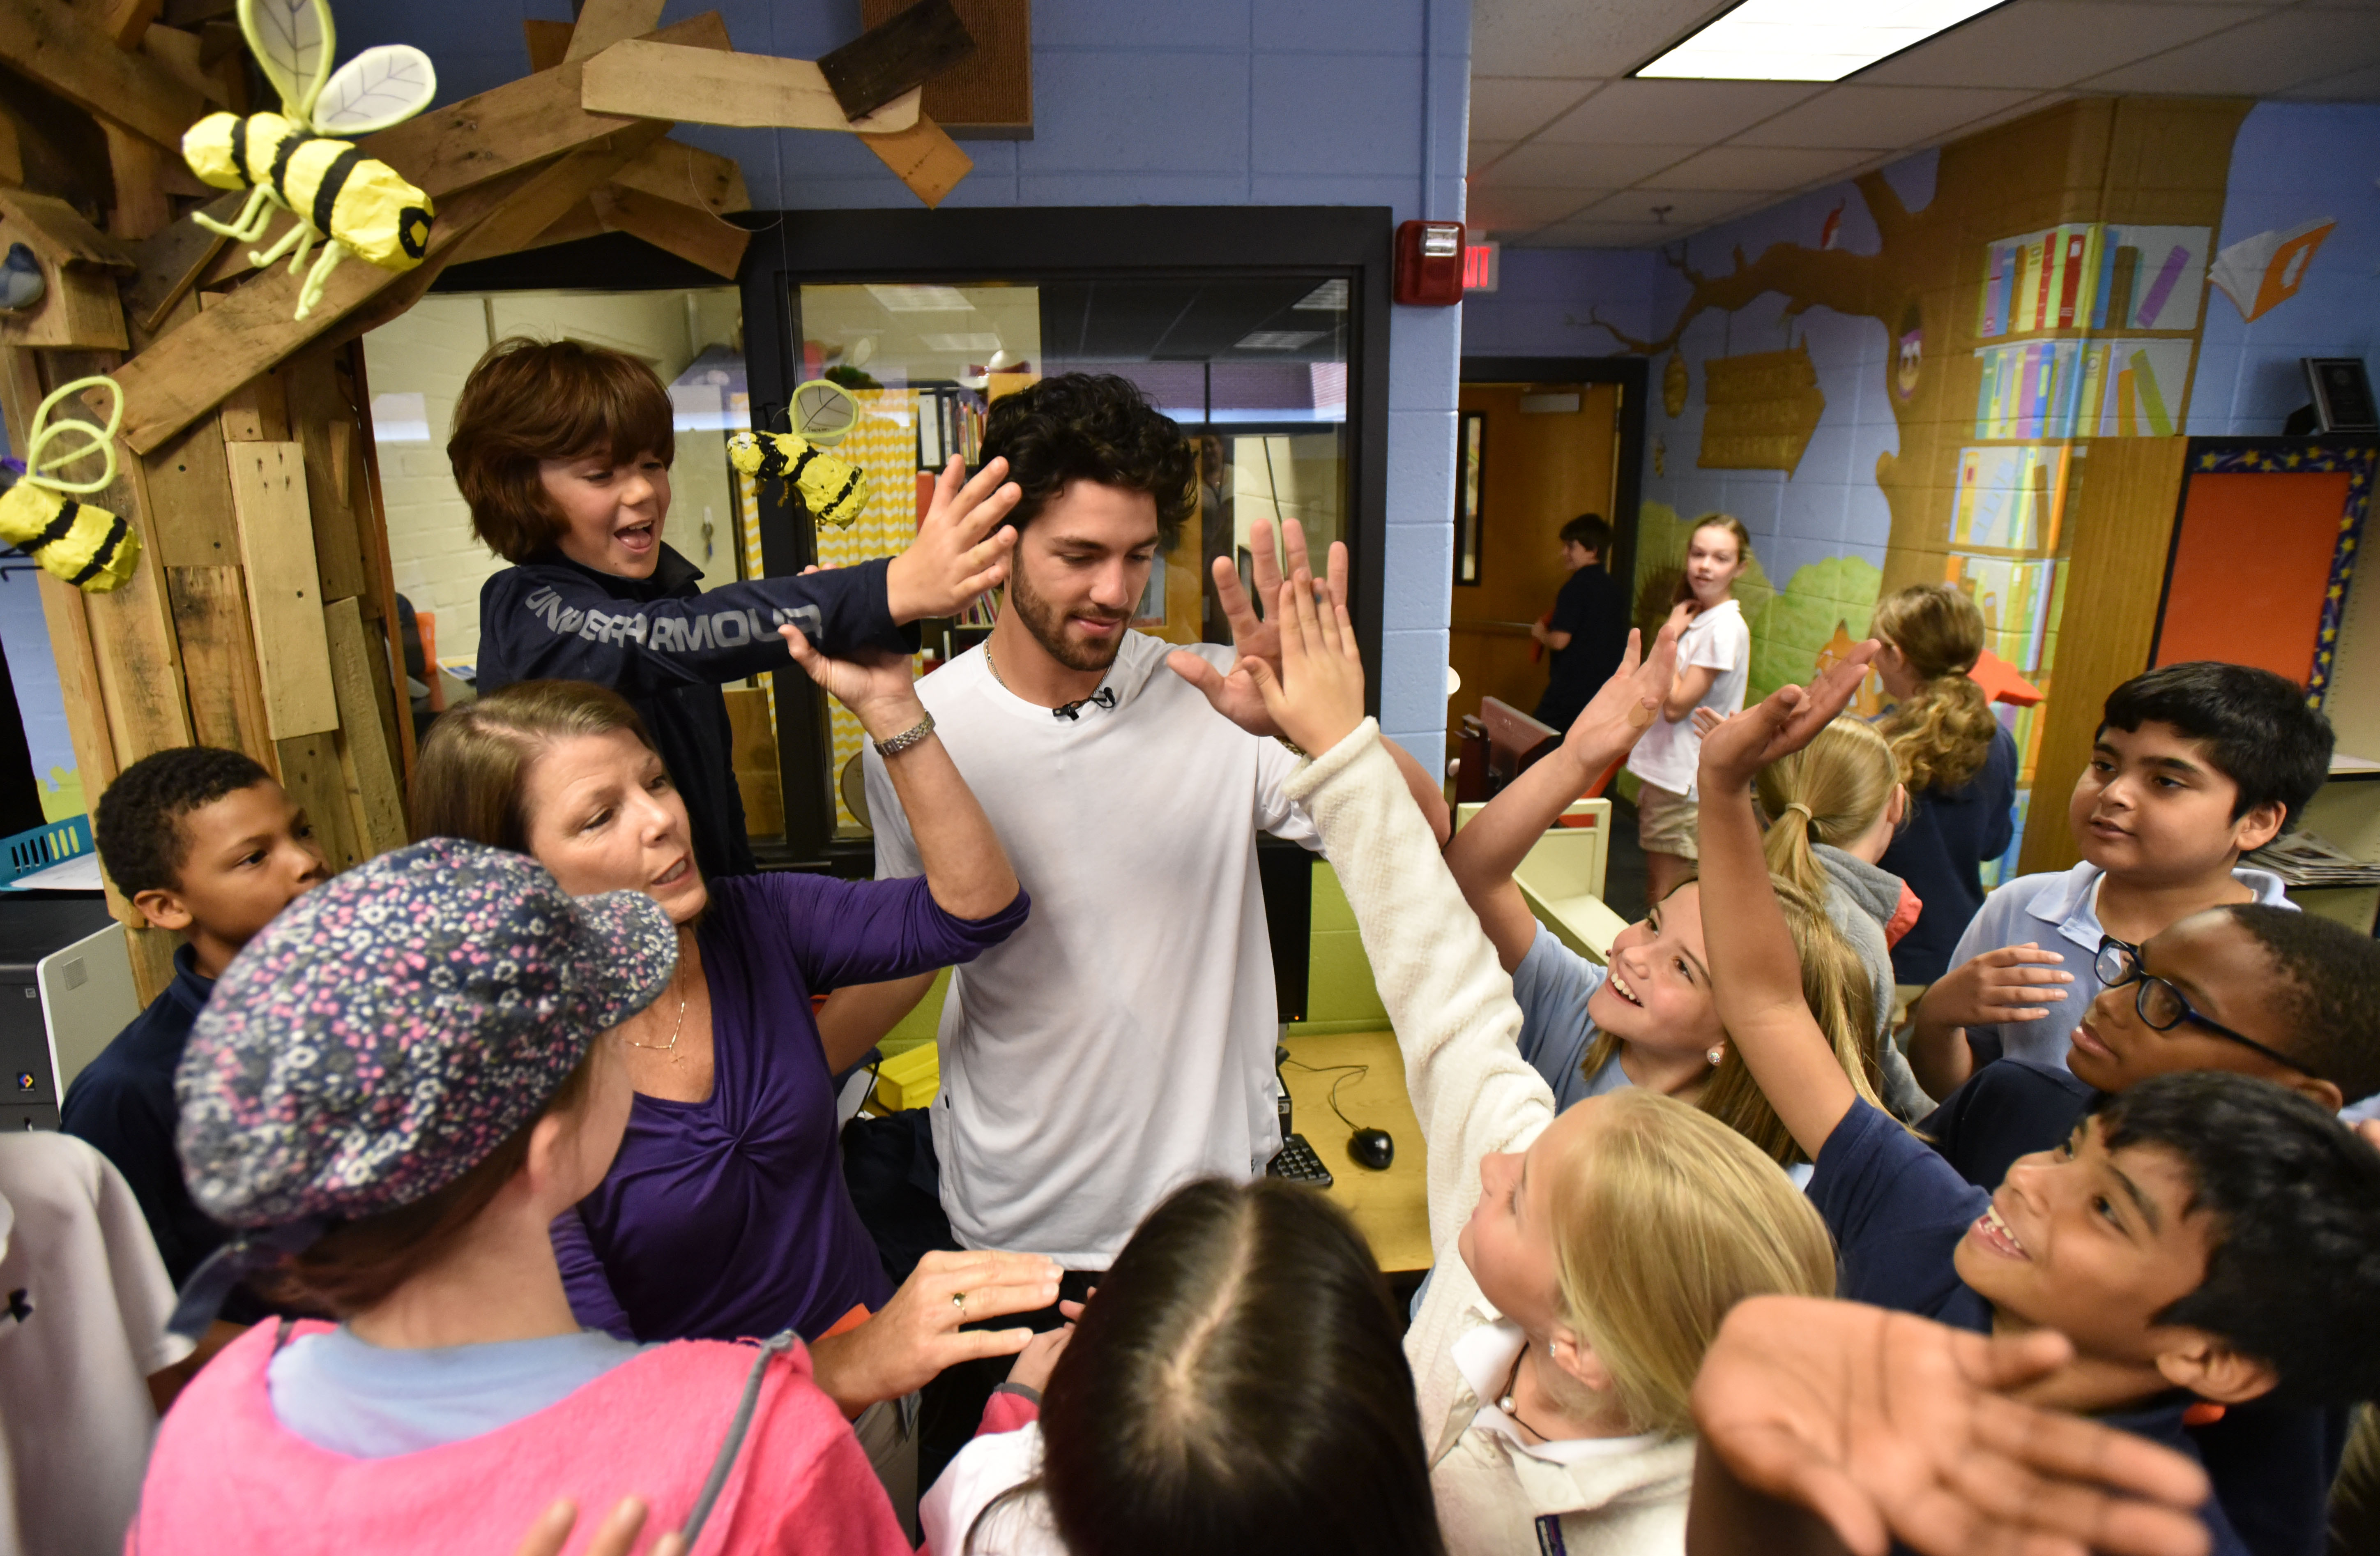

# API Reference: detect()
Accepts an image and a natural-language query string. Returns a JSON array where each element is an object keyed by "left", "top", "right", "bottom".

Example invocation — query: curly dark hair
[
  {"left": 979, "top": 373, "right": 1198, "bottom": 549},
  {"left": 2093, "top": 1072, "right": 2380, "bottom": 1406},
  {"left": 2219, "top": 904, "right": 2380, "bottom": 1106},
  {"left": 93, "top": 746, "right": 274, "bottom": 897}
]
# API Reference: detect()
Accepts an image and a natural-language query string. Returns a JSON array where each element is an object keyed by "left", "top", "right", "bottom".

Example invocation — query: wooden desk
[{"left": 1279, "top": 1029, "right": 1434, "bottom": 1275}]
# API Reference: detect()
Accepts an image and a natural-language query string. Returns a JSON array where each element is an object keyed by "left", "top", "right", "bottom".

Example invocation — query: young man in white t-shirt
[
  {"left": 1623, "top": 516, "right": 1752, "bottom": 902},
  {"left": 826, "top": 373, "right": 1445, "bottom": 1470}
]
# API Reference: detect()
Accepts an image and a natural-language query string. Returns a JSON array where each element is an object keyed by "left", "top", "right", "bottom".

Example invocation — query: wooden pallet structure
[{"left": 0, "top": 0, "right": 984, "bottom": 1000}]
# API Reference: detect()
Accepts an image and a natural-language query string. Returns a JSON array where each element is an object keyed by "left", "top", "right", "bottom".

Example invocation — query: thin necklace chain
[
  {"left": 624, "top": 945, "right": 692, "bottom": 1060},
  {"left": 1497, "top": 1343, "right": 1560, "bottom": 1442}
]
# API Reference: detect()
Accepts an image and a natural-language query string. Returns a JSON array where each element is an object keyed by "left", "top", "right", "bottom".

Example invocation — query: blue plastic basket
[{"left": 0, "top": 815, "right": 94, "bottom": 885}]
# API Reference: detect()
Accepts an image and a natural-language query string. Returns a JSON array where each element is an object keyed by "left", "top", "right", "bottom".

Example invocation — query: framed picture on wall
[{"left": 1454, "top": 410, "right": 1485, "bottom": 585}]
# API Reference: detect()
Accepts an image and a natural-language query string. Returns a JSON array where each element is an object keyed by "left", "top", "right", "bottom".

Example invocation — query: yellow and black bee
[
  {"left": 181, "top": 0, "right": 438, "bottom": 320},
  {"left": 0, "top": 376, "right": 139, "bottom": 594},
  {"left": 729, "top": 431, "right": 874, "bottom": 530}
]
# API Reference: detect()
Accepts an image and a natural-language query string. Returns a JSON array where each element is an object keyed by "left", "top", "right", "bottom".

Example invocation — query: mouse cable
[{"left": 1280, "top": 1058, "right": 1371, "bottom": 1132}]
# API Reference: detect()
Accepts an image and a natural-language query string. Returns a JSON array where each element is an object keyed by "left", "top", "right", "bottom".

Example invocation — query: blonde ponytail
[
  {"left": 1756, "top": 719, "right": 1899, "bottom": 901},
  {"left": 1577, "top": 877, "right": 1883, "bottom": 1166},
  {"left": 1872, "top": 585, "right": 1997, "bottom": 793}
]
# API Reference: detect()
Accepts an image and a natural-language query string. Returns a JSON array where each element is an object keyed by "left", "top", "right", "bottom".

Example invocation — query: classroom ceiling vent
[{"left": 1637, "top": 0, "right": 2013, "bottom": 82}]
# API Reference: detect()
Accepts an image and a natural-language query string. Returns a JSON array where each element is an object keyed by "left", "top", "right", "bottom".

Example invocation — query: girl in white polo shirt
[{"left": 1626, "top": 514, "right": 1753, "bottom": 904}]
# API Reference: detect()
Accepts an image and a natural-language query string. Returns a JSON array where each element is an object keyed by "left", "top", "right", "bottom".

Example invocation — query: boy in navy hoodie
[
  {"left": 64, "top": 747, "right": 327, "bottom": 1293},
  {"left": 458, "top": 337, "right": 1021, "bottom": 879}
]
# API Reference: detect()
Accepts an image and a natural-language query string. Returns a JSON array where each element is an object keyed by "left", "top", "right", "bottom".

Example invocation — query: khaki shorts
[{"left": 1636, "top": 781, "right": 1699, "bottom": 860}]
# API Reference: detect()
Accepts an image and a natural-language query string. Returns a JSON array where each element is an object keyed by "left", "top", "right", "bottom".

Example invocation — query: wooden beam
[
  {"left": 581, "top": 41, "right": 921, "bottom": 132},
  {"left": 612, "top": 136, "right": 750, "bottom": 216},
  {"left": 226, "top": 440, "right": 339, "bottom": 738},
  {"left": 564, "top": 0, "right": 667, "bottom": 62},
  {"left": 106, "top": 0, "right": 165, "bottom": 50},
  {"left": 165, "top": 565, "right": 277, "bottom": 770},
  {"left": 323, "top": 596, "right": 406, "bottom": 856},
  {"left": 859, "top": 113, "right": 974, "bottom": 207},
  {"left": 126, "top": 189, "right": 242, "bottom": 334},
  {"left": 592, "top": 182, "right": 750, "bottom": 278},
  {"left": 0, "top": 0, "right": 209, "bottom": 152},
  {"left": 366, "top": 10, "right": 730, "bottom": 201},
  {"left": 275, "top": 731, "right": 363, "bottom": 872},
  {"left": 341, "top": 341, "right": 415, "bottom": 788},
  {"left": 433, "top": 124, "right": 670, "bottom": 271},
  {"left": 79, "top": 406, "right": 195, "bottom": 766},
  {"left": 143, "top": 413, "right": 239, "bottom": 567},
  {"left": 522, "top": 198, "right": 608, "bottom": 252},
  {"left": 103, "top": 124, "right": 172, "bottom": 241},
  {"left": 0, "top": 188, "right": 133, "bottom": 269},
  {"left": 863, "top": 0, "right": 1031, "bottom": 138},
  {"left": 0, "top": 110, "right": 24, "bottom": 189},
  {"left": 282, "top": 345, "right": 371, "bottom": 604},
  {"left": 523, "top": 17, "right": 575, "bottom": 73},
  {"left": 818, "top": 0, "right": 975, "bottom": 122}
]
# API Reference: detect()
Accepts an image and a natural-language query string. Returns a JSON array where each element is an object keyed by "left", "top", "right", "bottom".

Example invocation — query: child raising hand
[{"left": 1247, "top": 572, "right": 1835, "bottom": 1556}]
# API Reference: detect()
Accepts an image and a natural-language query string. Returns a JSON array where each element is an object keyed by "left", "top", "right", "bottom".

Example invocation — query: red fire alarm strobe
[{"left": 1395, "top": 219, "right": 1465, "bottom": 306}]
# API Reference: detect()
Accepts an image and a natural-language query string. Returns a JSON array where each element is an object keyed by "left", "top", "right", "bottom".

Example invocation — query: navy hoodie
[{"left": 478, "top": 545, "right": 912, "bottom": 878}]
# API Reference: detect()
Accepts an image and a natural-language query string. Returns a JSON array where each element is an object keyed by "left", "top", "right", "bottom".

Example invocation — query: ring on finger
[{"left": 952, "top": 1291, "right": 966, "bottom": 1314}]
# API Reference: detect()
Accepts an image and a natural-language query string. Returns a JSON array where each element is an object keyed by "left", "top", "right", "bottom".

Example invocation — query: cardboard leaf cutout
[
  {"left": 242, "top": 0, "right": 335, "bottom": 124},
  {"left": 312, "top": 46, "right": 437, "bottom": 135}
]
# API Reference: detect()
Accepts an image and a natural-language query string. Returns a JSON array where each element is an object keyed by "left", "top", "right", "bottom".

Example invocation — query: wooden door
[{"left": 1448, "top": 383, "right": 1620, "bottom": 751}]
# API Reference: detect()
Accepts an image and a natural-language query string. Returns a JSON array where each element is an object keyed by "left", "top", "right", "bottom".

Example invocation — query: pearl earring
[{"left": 1706, "top": 1046, "right": 1724, "bottom": 1066}]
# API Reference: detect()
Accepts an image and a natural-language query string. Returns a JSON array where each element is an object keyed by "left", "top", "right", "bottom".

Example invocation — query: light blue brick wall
[{"left": 341, "top": 0, "right": 1470, "bottom": 760}]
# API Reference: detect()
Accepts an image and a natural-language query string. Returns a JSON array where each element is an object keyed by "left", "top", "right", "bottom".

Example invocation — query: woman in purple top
[{"left": 411, "top": 633, "right": 1061, "bottom": 1528}]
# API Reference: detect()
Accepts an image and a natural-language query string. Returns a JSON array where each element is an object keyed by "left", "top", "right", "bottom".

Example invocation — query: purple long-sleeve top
[{"left": 554, "top": 869, "right": 1027, "bottom": 1343}]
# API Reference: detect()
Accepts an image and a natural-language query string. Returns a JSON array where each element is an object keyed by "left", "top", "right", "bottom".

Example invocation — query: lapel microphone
[{"left": 1054, "top": 687, "right": 1118, "bottom": 721}]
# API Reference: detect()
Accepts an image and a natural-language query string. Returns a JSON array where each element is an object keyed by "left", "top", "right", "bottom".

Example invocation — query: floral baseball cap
[{"left": 176, "top": 836, "right": 678, "bottom": 1230}]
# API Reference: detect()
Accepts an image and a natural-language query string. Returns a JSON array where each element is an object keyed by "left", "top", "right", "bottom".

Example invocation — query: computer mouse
[{"left": 1349, "top": 1127, "right": 1395, "bottom": 1171}]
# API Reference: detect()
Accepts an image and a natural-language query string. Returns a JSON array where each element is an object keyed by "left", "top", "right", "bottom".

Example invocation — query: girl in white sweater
[{"left": 1247, "top": 575, "right": 1835, "bottom": 1556}]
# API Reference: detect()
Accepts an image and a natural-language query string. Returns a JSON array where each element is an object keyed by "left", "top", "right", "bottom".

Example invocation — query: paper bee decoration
[
  {"left": 0, "top": 377, "right": 139, "bottom": 593},
  {"left": 182, "top": 0, "right": 437, "bottom": 321},
  {"left": 728, "top": 430, "right": 873, "bottom": 530}
]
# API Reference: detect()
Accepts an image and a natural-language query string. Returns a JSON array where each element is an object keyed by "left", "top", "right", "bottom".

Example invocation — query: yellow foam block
[{"left": 872, "top": 1041, "right": 939, "bottom": 1113}]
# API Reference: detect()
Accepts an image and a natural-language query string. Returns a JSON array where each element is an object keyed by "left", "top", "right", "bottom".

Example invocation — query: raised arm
[
  {"left": 779, "top": 629, "right": 1018, "bottom": 923},
  {"left": 1693, "top": 647, "right": 1878, "bottom": 1160},
  {"left": 1445, "top": 623, "right": 1679, "bottom": 970}
]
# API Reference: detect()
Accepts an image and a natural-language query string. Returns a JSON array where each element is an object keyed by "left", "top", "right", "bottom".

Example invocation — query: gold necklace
[{"left": 625, "top": 978, "right": 690, "bottom": 1060}]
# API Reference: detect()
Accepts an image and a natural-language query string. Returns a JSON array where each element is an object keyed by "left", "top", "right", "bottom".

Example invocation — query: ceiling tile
[
  {"left": 1655, "top": 145, "right": 1881, "bottom": 190},
  {"left": 1477, "top": 141, "right": 1701, "bottom": 188},
  {"left": 1471, "top": 0, "right": 1736, "bottom": 77},
  {"left": 1464, "top": 186, "right": 1604, "bottom": 233},
  {"left": 2276, "top": 61, "right": 2380, "bottom": 99},
  {"left": 1469, "top": 140, "right": 1517, "bottom": 173},
  {"left": 1532, "top": 78, "right": 1825, "bottom": 145},
  {"left": 1729, "top": 85, "right": 2040, "bottom": 149},
  {"left": 1516, "top": 219, "right": 1695, "bottom": 249},
  {"left": 2080, "top": 9, "right": 2380, "bottom": 94},
  {"left": 1858, "top": 2, "right": 2266, "bottom": 89},
  {"left": 1469, "top": 77, "right": 1603, "bottom": 141},
  {"left": 1572, "top": 188, "right": 1759, "bottom": 226}
]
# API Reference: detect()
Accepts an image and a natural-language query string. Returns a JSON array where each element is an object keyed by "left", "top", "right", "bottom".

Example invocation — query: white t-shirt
[
  {"left": 864, "top": 632, "right": 1319, "bottom": 1268},
  {"left": 1625, "top": 597, "right": 1749, "bottom": 798},
  {"left": 0, "top": 1132, "right": 190, "bottom": 1556}
]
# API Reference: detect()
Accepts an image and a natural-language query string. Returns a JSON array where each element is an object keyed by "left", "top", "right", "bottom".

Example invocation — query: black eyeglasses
[{"left": 2093, "top": 936, "right": 2319, "bottom": 1080}]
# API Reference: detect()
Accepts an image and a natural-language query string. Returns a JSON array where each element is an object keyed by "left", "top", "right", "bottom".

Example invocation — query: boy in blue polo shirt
[
  {"left": 1908, "top": 661, "right": 2330, "bottom": 1098},
  {"left": 63, "top": 747, "right": 328, "bottom": 1297},
  {"left": 1696, "top": 655, "right": 2380, "bottom": 1556}
]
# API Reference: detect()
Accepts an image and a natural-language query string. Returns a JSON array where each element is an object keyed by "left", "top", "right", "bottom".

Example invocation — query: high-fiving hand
[
  {"left": 884, "top": 454, "right": 1022, "bottom": 622},
  {"left": 1168, "top": 516, "right": 1349, "bottom": 737},
  {"left": 1241, "top": 568, "right": 1366, "bottom": 760},
  {"left": 1694, "top": 1296, "right": 2214, "bottom": 1556},
  {"left": 776, "top": 627, "right": 927, "bottom": 745},
  {"left": 1697, "top": 639, "right": 1880, "bottom": 793},
  {"left": 1565, "top": 620, "right": 1682, "bottom": 771}
]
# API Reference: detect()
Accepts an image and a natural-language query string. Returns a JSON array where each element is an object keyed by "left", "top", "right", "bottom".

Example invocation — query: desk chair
[{"left": 1453, "top": 798, "right": 1626, "bottom": 964}]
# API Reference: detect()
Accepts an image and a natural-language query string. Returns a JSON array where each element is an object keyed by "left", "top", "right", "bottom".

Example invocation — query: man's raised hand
[
  {"left": 1168, "top": 516, "right": 1349, "bottom": 736},
  {"left": 884, "top": 454, "right": 1022, "bottom": 622}
]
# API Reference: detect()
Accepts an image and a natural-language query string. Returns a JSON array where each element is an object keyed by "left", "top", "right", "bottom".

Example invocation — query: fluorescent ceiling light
[
  {"left": 921, "top": 332, "right": 1004, "bottom": 352},
  {"left": 1638, "top": 0, "right": 2010, "bottom": 82},
  {"left": 1236, "top": 330, "right": 1326, "bottom": 350},
  {"left": 1293, "top": 279, "right": 1349, "bottom": 311},
  {"left": 865, "top": 284, "right": 972, "bottom": 311}
]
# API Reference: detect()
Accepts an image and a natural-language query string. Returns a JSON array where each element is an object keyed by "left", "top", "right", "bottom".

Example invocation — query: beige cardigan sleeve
[{"left": 1284, "top": 721, "right": 1557, "bottom": 1254}]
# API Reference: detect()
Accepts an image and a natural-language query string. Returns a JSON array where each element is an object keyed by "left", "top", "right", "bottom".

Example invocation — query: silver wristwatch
[{"left": 872, "top": 710, "right": 936, "bottom": 758}]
